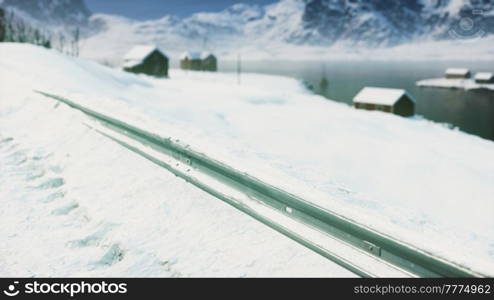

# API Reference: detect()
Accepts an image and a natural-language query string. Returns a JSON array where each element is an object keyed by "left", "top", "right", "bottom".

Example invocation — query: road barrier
[{"left": 37, "top": 90, "right": 484, "bottom": 278}]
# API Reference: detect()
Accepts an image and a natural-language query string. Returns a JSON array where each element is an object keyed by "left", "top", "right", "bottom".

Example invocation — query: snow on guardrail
[{"left": 36, "top": 90, "right": 485, "bottom": 278}]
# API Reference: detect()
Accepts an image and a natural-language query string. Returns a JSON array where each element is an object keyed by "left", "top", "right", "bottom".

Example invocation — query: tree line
[{"left": 0, "top": 7, "right": 81, "bottom": 56}]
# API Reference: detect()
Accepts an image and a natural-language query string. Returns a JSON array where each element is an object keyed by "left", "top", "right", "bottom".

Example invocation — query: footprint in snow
[
  {"left": 51, "top": 201, "right": 79, "bottom": 216},
  {"left": 35, "top": 177, "right": 65, "bottom": 190},
  {"left": 93, "top": 244, "right": 125, "bottom": 268}
]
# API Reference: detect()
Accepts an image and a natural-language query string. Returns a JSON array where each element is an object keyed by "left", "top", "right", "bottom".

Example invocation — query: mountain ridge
[
  {"left": 0, "top": 0, "right": 90, "bottom": 26},
  {"left": 2, "top": 0, "right": 493, "bottom": 61}
]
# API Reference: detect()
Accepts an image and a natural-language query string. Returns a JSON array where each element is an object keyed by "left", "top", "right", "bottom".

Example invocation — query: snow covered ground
[
  {"left": 1, "top": 43, "right": 494, "bottom": 276},
  {"left": 0, "top": 47, "right": 354, "bottom": 277},
  {"left": 417, "top": 78, "right": 494, "bottom": 91}
]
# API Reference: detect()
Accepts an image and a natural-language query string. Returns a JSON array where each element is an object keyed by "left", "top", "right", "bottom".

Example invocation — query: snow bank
[{"left": 2, "top": 43, "right": 494, "bottom": 275}]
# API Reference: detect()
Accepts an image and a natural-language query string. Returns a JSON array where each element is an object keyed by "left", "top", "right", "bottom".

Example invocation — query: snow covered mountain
[
  {"left": 299, "top": 0, "right": 494, "bottom": 46},
  {"left": 81, "top": 2, "right": 305, "bottom": 62},
  {"left": 2, "top": 0, "right": 493, "bottom": 60},
  {"left": 0, "top": 0, "right": 90, "bottom": 26},
  {"left": 85, "top": 0, "right": 493, "bottom": 60}
]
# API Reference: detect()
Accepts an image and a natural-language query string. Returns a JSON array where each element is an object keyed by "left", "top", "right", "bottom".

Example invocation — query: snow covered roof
[
  {"left": 123, "top": 45, "right": 167, "bottom": 68},
  {"left": 180, "top": 52, "right": 202, "bottom": 60},
  {"left": 180, "top": 51, "right": 216, "bottom": 60},
  {"left": 122, "top": 60, "right": 142, "bottom": 68},
  {"left": 353, "top": 87, "right": 415, "bottom": 106},
  {"left": 475, "top": 72, "right": 494, "bottom": 81},
  {"left": 200, "top": 52, "right": 215, "bottom": 59},
  {"left": 124, "top": 45, "right": 160, "bottom": 61},
  {"left": 445, "top": 68, "right": 470, "bottom": 76}
]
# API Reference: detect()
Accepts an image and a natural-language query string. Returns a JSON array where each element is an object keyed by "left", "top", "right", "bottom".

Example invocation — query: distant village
[
  {"left": 351, "top": 68, "right": 493, "bottom": 117},
  {"left": 120, "top": 44, "right": 419, "bottom": 117},
  {"left": 2, "top": 2, "right": 493, "bottom": 121},
  {"left": 122, "top": 45, "right": 217, "bottom": 78},
  {"left": 416, "top": 67, "right": 494, "bottom": 95},
  {"left": 120, "top": 44, "right": 494, "bottom": 119}
]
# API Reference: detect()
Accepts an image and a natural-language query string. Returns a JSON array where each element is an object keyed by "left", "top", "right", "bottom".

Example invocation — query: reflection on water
[{"left": 219, "top": 60, "right": 494, "bottom": 141}]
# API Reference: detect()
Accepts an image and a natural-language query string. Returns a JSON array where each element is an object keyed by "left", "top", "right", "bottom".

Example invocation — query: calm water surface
[{"left": 219, "top": 60, "right": 494, "bottom": 141}]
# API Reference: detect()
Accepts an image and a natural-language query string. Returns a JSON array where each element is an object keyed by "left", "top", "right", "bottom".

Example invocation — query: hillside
[{"left": 0, "top": 43, "right": 356, "bottom": 277}]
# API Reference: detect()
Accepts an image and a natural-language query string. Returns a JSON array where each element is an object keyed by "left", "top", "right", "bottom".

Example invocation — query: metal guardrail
[{"left": 36, "top": 90, "right": 484, "bottom": 278}]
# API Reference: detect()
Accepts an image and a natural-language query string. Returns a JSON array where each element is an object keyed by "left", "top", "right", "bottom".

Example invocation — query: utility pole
[{"left": 237, "top": 53, "right": 241, "bottom": 85}]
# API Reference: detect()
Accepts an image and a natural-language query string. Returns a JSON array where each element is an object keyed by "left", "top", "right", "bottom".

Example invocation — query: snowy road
[{"left": 1, "top": 43, "right": 494, "bottom": 276}]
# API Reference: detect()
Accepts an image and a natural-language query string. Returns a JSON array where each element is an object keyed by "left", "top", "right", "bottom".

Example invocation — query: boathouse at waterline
[
  {"left": 475, "top": 72, "right": 494, "bottom": 84},
  {"left": 353, "top": 87, "right": 416, "bottom": 117},
  {"left": 445, "top": 68, "right": 471, "bottom": 79},
  {"left": 123, "top": 45, "right": 169, "bottom": 77}
]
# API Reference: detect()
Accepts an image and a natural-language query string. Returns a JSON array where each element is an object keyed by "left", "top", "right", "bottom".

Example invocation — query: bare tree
[
  {"left": 33, "top": 28, "right": 41, "bottom": 45},
  {"left": 1, "top": 9, "right": 52, "bottom": 49},
  {"left": 58, "top": 31, "right": 66, "bottom": 53},
  {"left": 5, "top": 11, "right": 14, "bottom": 42},
  {"left": 71, "top": 27, "right": 80, "bottom": 56}
]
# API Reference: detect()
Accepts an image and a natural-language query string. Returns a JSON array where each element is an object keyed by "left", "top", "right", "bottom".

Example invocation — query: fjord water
[{"left": 219, "top": 60, "right": 494, "bottom": 141}]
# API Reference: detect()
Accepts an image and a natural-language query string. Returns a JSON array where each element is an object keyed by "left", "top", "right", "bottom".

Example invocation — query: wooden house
[
  {"left": 123, "top": 45, "right": 168, "bottom": 77},
  {"left": 180, "top": 51, "right": 217, "bottom": 71},
  {"left": 353, "top": 87, "right": 416, "bottom": 117},
  {"left": 445, "top": 68, "right": 471, "bottom": 79},
  {"left": 180, "top": 52, "right": 202, "bottom": 71},
  {"left": 474, "top": 72, "right": 494, "bottom": 84},
  {"left": 200, "top": 52, "right": 217, "bottom": 71}
]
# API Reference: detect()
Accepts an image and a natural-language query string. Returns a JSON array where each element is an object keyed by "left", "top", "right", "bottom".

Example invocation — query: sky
[{"left": 85, "top": 0, "right": 278, "bottom": 20}]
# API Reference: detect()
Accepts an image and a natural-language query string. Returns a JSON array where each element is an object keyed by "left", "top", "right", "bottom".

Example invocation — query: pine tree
[{"left": 0, "top": 8, "right": 5, "bottom": 42}]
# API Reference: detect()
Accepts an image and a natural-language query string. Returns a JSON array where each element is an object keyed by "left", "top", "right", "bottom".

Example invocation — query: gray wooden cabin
[
  {"left": 353, "top": 87, "right": 416, "bottom": 117},
  {"left": 180, "top": 52, "right": 217, "bottom": 71},
  {"left": 123, "top": 45, "right": 168, "bottom": 77},
  {"left": 201, "top": 53, "right": 217, "bottom": 71}
]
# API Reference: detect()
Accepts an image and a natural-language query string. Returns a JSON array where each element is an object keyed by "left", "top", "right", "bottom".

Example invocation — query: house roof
[
  {"left": 123, "top": 45, "right": 166, "bottom": 68},
  {"left": 353, "top": 87, "right": 415, "bottom": 106},
  {"left": 200, "top": 52, "right": 215, "bottom": 59},
  {"left": 180, "top": 51, "right": 201, "bottom": 60},
  {"left": 475, "top": 72, "right": 494, "bottom": 81},
  {"left": 180, "top": 51, "right": 216, "bottom": 60},
  {"left": 445, "top": 68, "right": 470, "bottom": 76}
]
